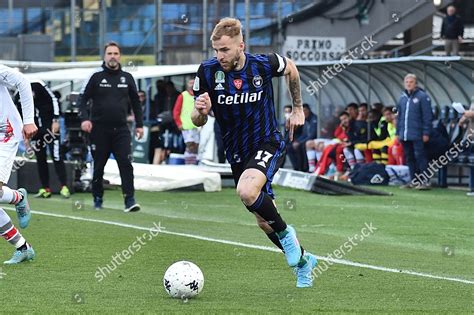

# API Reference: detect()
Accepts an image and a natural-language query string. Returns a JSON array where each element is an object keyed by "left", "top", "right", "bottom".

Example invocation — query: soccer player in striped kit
[
  {"left": 0, "top": 64, "right": 37, "bottom": 264},
  {"left": 192, "top": 18, "right": 318, "bottom": 288}
]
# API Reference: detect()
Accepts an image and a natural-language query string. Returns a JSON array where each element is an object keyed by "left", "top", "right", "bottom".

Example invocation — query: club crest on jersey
[
  {"left": 215, "top": 71, "right": 225, "bottom": 83},
  {"left": 233, "top": 79, "right": 243, "bottom": 89},
  {"left": 253, "top": 75, "right": 263, "bottom": 88},
  {"left": 117, "top": 76, "right": 128, "bottom": 88}
]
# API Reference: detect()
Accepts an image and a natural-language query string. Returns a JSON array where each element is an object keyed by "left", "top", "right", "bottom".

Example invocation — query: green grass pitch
[{"left": 0, "top": 186, "right": 472, "bottom": 313}]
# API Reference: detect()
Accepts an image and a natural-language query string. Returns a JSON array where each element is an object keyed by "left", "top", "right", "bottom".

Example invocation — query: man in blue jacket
[{"left": 396, "top": 74, "right": 433, "bottom": 190}]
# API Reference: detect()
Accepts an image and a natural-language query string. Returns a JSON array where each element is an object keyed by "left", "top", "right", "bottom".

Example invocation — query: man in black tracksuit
[
  {"left": 79, "top": 42, "right": 144, "bottom": 212},
  {"left": 15, "top": 81, "right": 70, "bottom": 198}
]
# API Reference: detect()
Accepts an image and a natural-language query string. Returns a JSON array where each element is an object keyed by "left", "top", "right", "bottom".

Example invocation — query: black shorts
[{"left": 230, "top": 141, "right": 286, "bottom": 199}]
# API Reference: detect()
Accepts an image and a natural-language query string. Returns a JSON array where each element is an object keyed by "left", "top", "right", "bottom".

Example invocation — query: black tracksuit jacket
[{"left": 78, "top": 63, "right": 143, "bottom": 128}]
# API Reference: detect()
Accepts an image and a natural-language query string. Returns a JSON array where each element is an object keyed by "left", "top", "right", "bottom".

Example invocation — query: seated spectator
[
  {"left": 150, "top": 80, "right": 183, "bottom": 164},
  {"left": 127, "top": 90, "right": 146, "bottom": 129},
  {"left": 320, "top": 106, "right": 342, "bottom": 138},
  {"left": 306, "top": 138, "right": 338, "bottom": 167},
  {"left": 346, "top": 103, "right": 359, "bottom": 121},
  {"left": 384, "top": 107, "right": 404, "bottom": 165},
  {"left": 138, "top": 90, "right": 147, "bottom": 119},
  {"left": 313, "top": 111, "right": 363, "bottom": 179},
  {"left": 357, "top": 103, "right": 368, "bottom": 121},
  {"left": 354, "top": 108, "right": 382, "bottom": 162},
  {"left": 350, "top": 104, "right": 370, "bottom": 147},
  {"left": 287, "top": 103, "right": 317, "bottom": 172},
  {"left": 367, "top": 108, "right": 383, "bottom": 141},
  {"left": 359, "top": 107, "right": 403, "bottom": 165},
  {"left": 149, "top": 80, "right": 166, "bottom": 163},
  {"left": 372, "top": 102, "right": 384, "bottom": 115},
  {"left": 340, "top": 111, "right": 366, "bottom": 171}
]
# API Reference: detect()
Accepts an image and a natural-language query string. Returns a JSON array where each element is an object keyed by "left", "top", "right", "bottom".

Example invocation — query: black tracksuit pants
[
  {"left": 32, "top": 131, "right": 67, "bottom": 188},
  {"left": 90, "top": 123, "right": 134, "bottom": 199}
]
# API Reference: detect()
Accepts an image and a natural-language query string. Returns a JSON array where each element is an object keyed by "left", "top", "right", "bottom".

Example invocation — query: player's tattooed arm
[
  {"left": 191, "top": 108, "right": 208, "bottom": 126},
  {"left": 284, "top": 58, "right": 303, "bottom": 109},
  {"left": 282, "top": 57, "right": 305, "bottom": 141}
]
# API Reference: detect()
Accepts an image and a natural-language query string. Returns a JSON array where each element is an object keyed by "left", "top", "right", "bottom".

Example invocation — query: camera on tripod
[{"left": 63, "top": 92, "right": 90, "bottom": 191}]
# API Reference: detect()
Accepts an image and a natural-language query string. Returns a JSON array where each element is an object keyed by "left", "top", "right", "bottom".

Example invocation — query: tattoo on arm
[
  {"left": 196, "top": 114, "right": 208, "bottom": 126},
  {"left": 191, "top": 110, "right": 208, "bottom": 126},
  {"left": 285, "top": 66, "right": 302, "bottom": 108},
  {"left": 289, "top": 77, "right": 302, "bottom": 108}
]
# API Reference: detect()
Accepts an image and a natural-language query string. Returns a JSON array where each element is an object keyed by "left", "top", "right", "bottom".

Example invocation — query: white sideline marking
[{"left": 6, "top": 208, "right": 474, "bottom": 285}]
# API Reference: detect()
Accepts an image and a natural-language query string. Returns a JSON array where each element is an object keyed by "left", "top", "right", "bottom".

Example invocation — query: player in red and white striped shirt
[{"left": 0, "top": 64, "right": 37, "bottom": 264}]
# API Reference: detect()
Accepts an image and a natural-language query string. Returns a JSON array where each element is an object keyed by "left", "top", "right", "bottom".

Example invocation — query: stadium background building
[{"left": 1, "top": 0, "right": 473, "bottom": 63}]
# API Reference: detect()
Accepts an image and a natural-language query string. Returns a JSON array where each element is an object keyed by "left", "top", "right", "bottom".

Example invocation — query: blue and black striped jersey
[{"left": 194, "top": 52, "right": 287, "bottom": 164}]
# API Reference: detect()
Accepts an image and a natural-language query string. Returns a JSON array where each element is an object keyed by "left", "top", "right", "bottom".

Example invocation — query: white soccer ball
[{"left": 163, "top": 261, "right": 204, "bottom": 299}]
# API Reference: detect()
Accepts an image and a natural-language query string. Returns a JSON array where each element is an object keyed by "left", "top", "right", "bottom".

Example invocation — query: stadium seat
[
  {"left": 119, "top": 20, "right": 129, "bottom": 32},
  {"left": 143, "top": 19, "right": 152, "bottom": 31}
]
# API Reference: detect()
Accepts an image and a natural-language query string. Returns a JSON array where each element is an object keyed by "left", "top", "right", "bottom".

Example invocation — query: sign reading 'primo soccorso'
[{"left": 283, "top": 36, "right": 346, "bottom": 64}]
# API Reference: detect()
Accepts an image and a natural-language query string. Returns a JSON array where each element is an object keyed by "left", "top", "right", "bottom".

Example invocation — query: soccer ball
[{"left": 163, "top": 261, "right": 204, "bottom": 299}]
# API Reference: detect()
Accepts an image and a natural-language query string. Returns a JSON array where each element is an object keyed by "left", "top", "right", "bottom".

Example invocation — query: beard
[
  {"left": 107, "top": 59, "right": 119, "bottom": 69},
  {"left": 221, "top": 54, "right": 241, "bottom": 72}
]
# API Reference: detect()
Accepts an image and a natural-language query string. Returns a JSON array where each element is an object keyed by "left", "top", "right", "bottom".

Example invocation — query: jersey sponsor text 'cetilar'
[{"left": 217, "top": 91, "right": 263, "bottom": 105}]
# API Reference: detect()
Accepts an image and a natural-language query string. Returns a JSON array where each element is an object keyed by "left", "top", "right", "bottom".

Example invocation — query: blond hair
[
  {"left": 404, "top": 73, "right": 417, "bottom": 81},
  {"left": 210, "top": 18, "right": 243, "bottom": 41}
]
